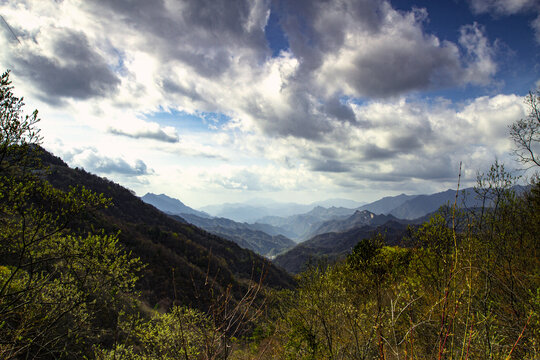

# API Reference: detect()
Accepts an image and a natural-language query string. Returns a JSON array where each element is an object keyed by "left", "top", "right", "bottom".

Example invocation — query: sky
[{"left": 1, "top": 0, "right": 539, "bottom": 208}]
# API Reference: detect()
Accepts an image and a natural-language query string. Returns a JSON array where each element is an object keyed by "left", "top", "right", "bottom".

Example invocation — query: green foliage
[
  {"left": 94, "top": 306, "right": 217, "bottom": 360},
  {"left": 271, "top": 172, "right": 539, "bottom": 359},
  {"left": 0, "top": 70, "right": 141, "bottom": 359},
  {"left": 0, "top": 70, "right": 41, "bottom": 172}
]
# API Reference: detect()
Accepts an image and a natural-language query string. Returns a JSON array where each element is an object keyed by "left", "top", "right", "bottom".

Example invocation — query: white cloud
[
  {"left": 0, "top": 0, "right": 531, "bottom": 207},
  {"left": 533, "top": 15, "right": 540, "bottom": 43},
  {"left": 108, "top": 120, "right": 179, "bottom": 143},
  {"left": 57, "top": 146, "right": 154, "bottom": 177},
  {"left": 468, "top": 0, "right": 537, "bottom": 15}
]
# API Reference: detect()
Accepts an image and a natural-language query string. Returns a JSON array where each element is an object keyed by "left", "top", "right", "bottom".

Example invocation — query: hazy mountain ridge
[
  {"left": 142, "top": 193, "right": 210, "bottom": 218},
  {"left": 386, "top": 187, "right": 528, "bottom": 220},
  {"left": 142, "top": 193, "right": 296, "bottom": 256},
  {"left": 200, "top": 202, "right": 312, "bottom": 222},
  {"left": 307, "top": 210, "right": 402, "bottom": 239},
  {"left": 200, "top": 199, "right": 365, "bottom": 223},
  {"left": 357, "top": 193, "right": 418, "bottom": 214},
  {"left": 174, "top": 213, "right": 295, "bottom": 257},
  {"left": 257, "top": 206, "right": 358, "bottom": 241}
]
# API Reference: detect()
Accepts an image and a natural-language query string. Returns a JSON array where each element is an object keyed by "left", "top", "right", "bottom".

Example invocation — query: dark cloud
[
  {"left": 318, "top": 147, "right": 339, "bottom": 159},
  {"left": 276, "top": 0, "right": 495, "bottom": 100},
  {"left": 310, "top": 159, "right": 350, "bottom": 173},
  {"left": 94, "top": 158, "right": 152, "bottom": 176},
  {"left": 352, "top": 172, "right": 406, "bottom": 182},
  {"left": 388, "top": 133, "right": 425, "bottom": 152},
  {"left": 14, "top": 30, "right": 119, "bottom": 104},
  {"left": 108, "top": 126, "right": 179, "bottom": 143},
  {"left": 392, "top": 155, "right": 457, "bottom": 180},
  {"left": 244, "top": 89, "right": 333, "bottom": 141},
  {"left": 349, "top": 154, "right": 457, "bottom": 183},
  {"left": 323, "top": 96, "right": 356, "bottom": 122},
  {"left": 90, "top": 0, "right": 270, "bottom": 78},
  {"left": 362, "top": 145, "right": 397, "bottom": 160},
  {"left": 349, "top": 42, "right": 462, "bottom": 97},
  {"left": 278, "top": 0, "right": 383, "bottom": 70}
]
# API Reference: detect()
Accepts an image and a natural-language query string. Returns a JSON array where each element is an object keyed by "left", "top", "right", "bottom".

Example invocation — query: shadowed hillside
[{"left": 273, "top": 221, "right": 410, "bottom": 273}]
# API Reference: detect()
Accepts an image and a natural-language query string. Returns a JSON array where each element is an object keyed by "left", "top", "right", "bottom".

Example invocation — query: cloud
[
  {"left": 108, "top": 121, "right": 180, "bottom": 143},
  {"left": 323, "top": 96, "right": 356, "bottom": 122},
  {"left": 94, "top": 158, "right": 151, "bottom": 176},
  {"left": 533, "top": 15, "right": 540, "bottom": 43},
  {"left": 59, "top": 147, "right": 153, "bottom": 177},
  {"left": 0, "top": 0, "right": 502, "bottom": 142},
  {"left": 203, "top": 165, "right": 312, "bottom": 192},
  {"left": 5, "top": 28, "right": 119, "bottom": 104},
  {"left": 468, "top": 0, "right": 537, "bottom": 15},
  {"left": 84, "top": 0, "right": 270, "bottom": 77},
  {"left": 310, "top": 159, "right": 350, "bottom": 173},
  {"left": 280, "top": 1, "right": 497, "bottom": 99},
  {"left": 458, "top": 23, "right": 497, "bottom": 85}
]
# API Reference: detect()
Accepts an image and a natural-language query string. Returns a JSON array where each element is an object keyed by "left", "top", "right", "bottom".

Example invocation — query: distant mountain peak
[{"left": 141, "top": 193, "right": 210, "bottom": 218}]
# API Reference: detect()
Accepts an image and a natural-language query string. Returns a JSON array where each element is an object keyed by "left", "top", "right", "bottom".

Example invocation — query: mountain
[
  {"left": 356, "top": 188, "right": 506, "bottom": 220},
  {"left": 257, "top": 206, "right": 358, "bottom": 241},
  {"left": 39, "top": 149, "right": 294, "bottom": 311},
  {"left": 142, "top": 193, "right": 295, "bottom": 257},
  {"left": 387, "top": 188, "right": 483, "bottom": 220},
  {"left": 312, "top": 198, "right": 366, "bottom": 208},
  {"left": 174, "top": 213, "right": 295, "bottom": 257},
  {"left": 357, "top": 193, "right": 418, "bottom": 214},
  {"left": 141, "top": 192, "right": 210, "bottom": 218},
  {"left": 306, "top": 210, "right": 402, "bottom": 239},
  {"left": 273, "top": 221, "right": 409, "bottom": 274}
]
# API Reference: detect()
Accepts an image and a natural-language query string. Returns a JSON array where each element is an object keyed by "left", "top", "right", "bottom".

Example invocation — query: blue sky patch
[
  {"left": 264, "top": 8, "right": 289, "bottom": 57},
  {"left": 143, "top": 109, "right": 231, "bottom": 132}
]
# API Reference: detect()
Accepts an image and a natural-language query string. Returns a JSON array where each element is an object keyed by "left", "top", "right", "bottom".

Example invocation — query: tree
[
  {"left": 0, "top": 71, "right": 141, "bottom": 359},
  {"left": 0, "top": 70, "right": 40, "bottom": 171},
  {"left": 510, "top": 89, "right": 540, "bottom": 168}
]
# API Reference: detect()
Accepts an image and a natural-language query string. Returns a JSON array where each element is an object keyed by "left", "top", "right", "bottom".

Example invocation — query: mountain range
[
  {"left": 257, "top": 206, "right": 358, "bottom": 241},
  {"left": 254, "top": 187, "right": 504, "bottom": 240},
  {"left": 200, "top": 198, "right": 365, "bottom": 223},
  {"left": 139, "top": 181, "right": 529, "bottom": 276},
  {"left": 142, "top": 193, "right": 296, "bottom": 257},
  {"left": 172, "top": 213, "right": 295, "bottom": 257}
]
